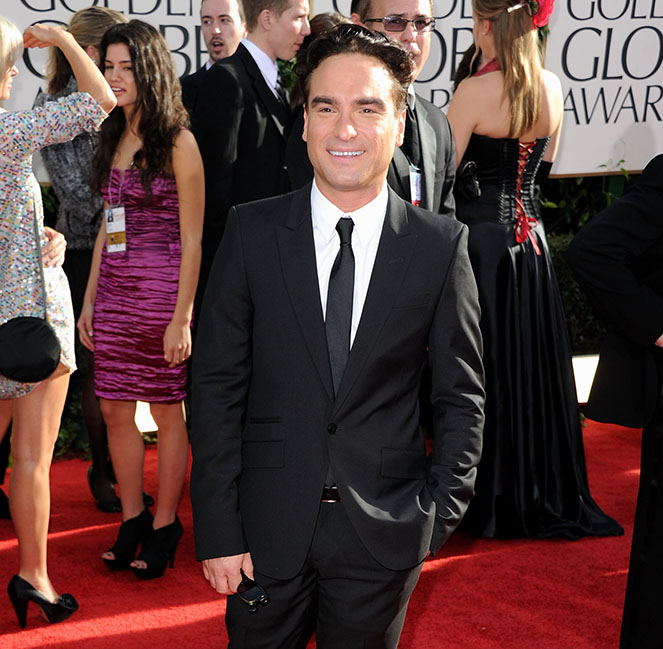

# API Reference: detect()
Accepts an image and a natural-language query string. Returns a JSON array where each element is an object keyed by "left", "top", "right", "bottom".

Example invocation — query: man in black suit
[
  {"left": 191, "top": 0, "right": 311, "bottom": 301},
  {"left": 353, "top": 0, "right": 455, "bottom": 216},
  {"left": 567, "top": 155, "right": 663, "bottom": 649},
  {"left": 180, "top": 0, "right": 246, "bottom": 114},
  {"left": 191, "top": 24, "right": 484, "bottom": 649}
]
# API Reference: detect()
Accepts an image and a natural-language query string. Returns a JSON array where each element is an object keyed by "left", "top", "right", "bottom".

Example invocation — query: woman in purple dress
[{"left": 78, "top": 20, "right": 203, "bottom": 579}]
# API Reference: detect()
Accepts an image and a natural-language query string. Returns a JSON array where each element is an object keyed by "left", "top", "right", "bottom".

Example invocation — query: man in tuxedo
[
  {"left": 180, "top": 0, "right": 246, "bottom": 114},
  {"left": 191, "top": 24, "right": 484, "bottom": 649},
  {"left": 567, "top": 155, "right": 663, "bottom": 649},
  {"left": 191, "top": 0, "right": 310, "bottom": 303},
  {"left": 352, "top": 0, "right": 456, "bottom": 216}
]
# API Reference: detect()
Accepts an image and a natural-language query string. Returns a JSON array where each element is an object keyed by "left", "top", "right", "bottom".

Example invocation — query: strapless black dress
[{"left": 456, "top": 133, "right": 623, "bottom": 539}]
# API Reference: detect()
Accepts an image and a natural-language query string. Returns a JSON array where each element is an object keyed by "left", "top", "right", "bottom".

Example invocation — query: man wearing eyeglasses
[{"left": 351, "top": 0, "right": 456, "bottom": 217}]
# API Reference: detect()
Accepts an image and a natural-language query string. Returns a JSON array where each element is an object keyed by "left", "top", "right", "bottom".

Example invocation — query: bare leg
[
  {"left": 100, "top": 398, "right": 144, "bottom": 561},
  {"left": 9, "top": 367, "right": 69, "bottom": 602},
  {"left": 131, "top": 401, "right": 188, "bottom": 570}
]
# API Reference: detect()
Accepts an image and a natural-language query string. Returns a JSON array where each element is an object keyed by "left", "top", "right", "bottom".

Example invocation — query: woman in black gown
[{"left": 447, "top": 0, "right": 622, "bottom": 539}]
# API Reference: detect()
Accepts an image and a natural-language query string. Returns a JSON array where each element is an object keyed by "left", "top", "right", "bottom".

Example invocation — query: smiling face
[
  {"left": 104, "top": 43, "right": 137, "bottom": 112},
  {"left": 0, "top": 63, "right": 18, "bottom": 101},
  {"left": 267, "top": 0, "right": 311, "bottom": 61},
  {"left": 303, "top": 53, "right": 405, "bottom": 212},
  {"left": 200, "top": 0, "right": 245, "bottom": 63},
  {"left": 359, "top": 0, "right": 432, "bottom": 80}
]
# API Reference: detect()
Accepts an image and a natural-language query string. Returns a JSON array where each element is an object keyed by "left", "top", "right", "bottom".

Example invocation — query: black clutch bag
[
  {"left": 455, "top": 160, "right": 482, "bottom": 200},
  {"left": 0, "top": 203, "right": 61, "bottom": 384}
]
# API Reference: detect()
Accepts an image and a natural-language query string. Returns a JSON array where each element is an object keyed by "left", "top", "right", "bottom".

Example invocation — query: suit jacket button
[{"left": 327, "top": 424, "right": 337, "bottom": 434}]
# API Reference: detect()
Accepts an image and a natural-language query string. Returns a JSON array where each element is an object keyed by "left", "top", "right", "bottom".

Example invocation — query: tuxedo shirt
[
  {"left": 311, "top": 180, "right": 387, "bottom": 345},
  {"left": 242, "top": 38, "right": 281, "bottom": 101}
]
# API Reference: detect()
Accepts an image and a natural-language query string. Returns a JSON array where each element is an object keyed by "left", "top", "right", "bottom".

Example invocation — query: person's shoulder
[
  {"left": 235, "top": 185, "right": 310, "bottom": 222},
  {"left": 414, "top": 93, "right": 449, "bottom": 127},
  {"left": 398, "top": 193, "right": 464, "bottom": 237},
  {"left": 541, "top": 69, "right": 563, "bottom": 98},
  {"left": 181, "top": 66, "right": 206, "bottom": 87},
  {"left": 640, "top": 154, "right": 663, "bottom": 181}
]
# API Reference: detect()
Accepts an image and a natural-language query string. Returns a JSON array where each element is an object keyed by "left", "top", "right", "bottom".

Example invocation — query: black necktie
[
  {"left": 325, "top": 217, "right": 355, "bottom": 396},
  {"left": 404, "top": 105, "right": 421, "bottom": 168},
  {"left": 276, "top": 74, "right": 288, "bottom": 109}
]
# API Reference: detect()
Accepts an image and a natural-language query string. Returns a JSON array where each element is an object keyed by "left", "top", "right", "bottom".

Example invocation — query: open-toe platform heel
[
  {"left": 7, "top": 575, "right": 78, "bottom": 629},
  {"left": 103, "top": 508, "right": 153, "bottom": 570},
  {"left": 132, "top": 515, "right": 183, "bottom": 580}
]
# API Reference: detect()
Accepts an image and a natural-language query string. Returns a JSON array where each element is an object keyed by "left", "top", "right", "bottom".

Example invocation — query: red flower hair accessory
[
  {"left": 531, "top": 0, "right": 555, "bottom": 27},
  {"left": 506, "top": 0, "right": 555, "bottom": 28}
]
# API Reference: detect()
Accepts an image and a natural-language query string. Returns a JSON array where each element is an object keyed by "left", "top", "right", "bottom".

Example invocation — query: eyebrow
[
  {"left": 310, "top": 95, "right": 387, "bottom": 108},
  {"left": 201, "top": 13, "right": 234, "bottom": 18}
]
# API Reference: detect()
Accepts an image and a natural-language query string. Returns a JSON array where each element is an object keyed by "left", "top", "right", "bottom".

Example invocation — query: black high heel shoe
[
  {"left": 103, "top": 508, "right": 153, "bottom": 570},
  {"left": 132, "top": 515, "right": 183, "bottom": 580},
  {"left": 7, "top": 575, "right": 78, "bottom": 629}
]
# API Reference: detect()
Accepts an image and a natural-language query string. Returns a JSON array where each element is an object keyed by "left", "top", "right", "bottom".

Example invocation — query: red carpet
[{"left": 0, "top": 419, "right": 640, "bottom": 648}]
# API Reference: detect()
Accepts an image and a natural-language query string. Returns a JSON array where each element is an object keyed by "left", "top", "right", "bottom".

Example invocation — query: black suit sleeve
[
  {"left": 427, "top": 224, "right": 484, "bottom": 553},
  {"left": 438, "top": 114, "right": 456, "bottom": 218},
  {"left": 192, "top": 64, "right": 244, "bottom": 251},
  {"left": 567, "top": 155, "right": 663, "bottom": 347},
  {"left": 190, "top": 208, "right": 252, "bottom": 561}
]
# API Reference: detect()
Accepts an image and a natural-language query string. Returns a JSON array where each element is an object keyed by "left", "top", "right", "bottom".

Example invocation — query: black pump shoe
[
  {"left": 132, "top": 515, "right": 183, "bottom": 580},
  {"left": 103, "top": 508, "right": 153, "bottom": 570},
  {"left": 7, "top": 575, "right": 78, "bottom": 629}
]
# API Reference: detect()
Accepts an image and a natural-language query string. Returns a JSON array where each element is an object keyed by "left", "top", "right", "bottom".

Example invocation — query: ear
[
  {"left": 259, "top": 8, "right": 272, "bottom": 30},
  {"left": 350, "top": 13, "right": 363, "bottom": 25},
  {"left": 481, "top": 19, "right": 492, "bottom": 36},
  {"left": 302, "top": 105, "right": 309, "bottom": 143},
  {"left": 85, "top": 44, "right": 100, "bottom": 64},
  {"left": 395, "top": 107, "right": 406, "bottom": 147}
]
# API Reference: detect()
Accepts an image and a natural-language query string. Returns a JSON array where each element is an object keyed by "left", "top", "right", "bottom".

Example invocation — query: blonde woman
[
  {"left": 0, "top": 17, "right": 115, "bottom": 627},
  {"left": 447, "top": 0, "right": 622, "bottom": 539}
]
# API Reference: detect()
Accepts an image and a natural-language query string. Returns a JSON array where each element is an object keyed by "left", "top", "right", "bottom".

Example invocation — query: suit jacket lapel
[
  {"left": 333, "top": 190, "right": 417, "bottom": 410},
  {"left": 238, "top": 44, "right": 289, "bottom": 138},
  {"left": 415, "top": 102, "right": 436, "bottom": 212},
  {"left": 277, "top": 185, "right": 334, "bottom": 400}
]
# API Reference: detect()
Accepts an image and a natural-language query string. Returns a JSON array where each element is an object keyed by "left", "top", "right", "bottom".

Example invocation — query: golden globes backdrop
[{"left": 3, "top": 0, "right": 663, "bottom": 175}]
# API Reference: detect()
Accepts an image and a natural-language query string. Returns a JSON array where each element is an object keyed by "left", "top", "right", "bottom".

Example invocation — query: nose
[
  {"left": 400, "top": 21, "right": 416, "bottom": 42},
  {"left": 11, "top": 65, "right": 18, "bottom": 77},
  {"left": 302, "top": 17, "right": 311, "bottom": 36},
  {"left": 334, "top": 113, "right": 357, "bottom": 141},
  {"left": 213, "top": 23, "right": 221, "bottom": 33}
]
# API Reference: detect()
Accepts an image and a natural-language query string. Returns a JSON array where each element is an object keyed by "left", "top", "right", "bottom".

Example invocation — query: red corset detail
[{"left": 514, "top": 141, "right": 541, "bottom": 255}]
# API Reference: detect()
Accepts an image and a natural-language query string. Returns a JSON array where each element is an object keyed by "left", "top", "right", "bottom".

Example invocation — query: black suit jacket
[
  {"left": 567, "top": 154, "right": 663, "bottom": 427},
  {"left": 285, "top": 93, "right": 456, "bottom": 216},
  {"left": 190, "top": 184, "right": 484, "bottom": 579},
  {"left": 180, "top": 65, "right": 207, "bottom": 115},
  {"left": 191, "top": 42, "right": 291, "bottom": 293}
]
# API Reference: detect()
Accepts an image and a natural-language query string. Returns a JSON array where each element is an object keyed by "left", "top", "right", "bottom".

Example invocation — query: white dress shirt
[
  {"left": 242, "top": 38, "right": 280, "bottom": 100},
  {"left": 310, "top": 180, "right": 388, "bottom": 347}
]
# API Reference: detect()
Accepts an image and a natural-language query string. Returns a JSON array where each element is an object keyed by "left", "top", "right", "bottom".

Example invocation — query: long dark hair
[{"left": 92, "top": 20, "right": 189, "bottom": 199}]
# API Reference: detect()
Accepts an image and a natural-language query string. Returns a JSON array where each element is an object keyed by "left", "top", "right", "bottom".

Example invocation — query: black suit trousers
[
  {"left": 226, "top": 502, "right": 422, "bottom": 649},
  {"left": 621, "top": 352, "right": 663, "bottom": 649}
]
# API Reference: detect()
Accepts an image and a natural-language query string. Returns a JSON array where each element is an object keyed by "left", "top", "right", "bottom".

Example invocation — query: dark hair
[
  {"left": 47, "top": 6, "right": 127, "bottom": 95},
  {"left": 350, "top": 0, "right": 434, "bottom": 21},
  {"left": 92, "top": 20, "right": 189, "bottom": 200},
  {"left": 296, "top": 23, "right": 413, "bottom": 113},
  {"left": 200, "top": 0, "right": 245, "bottom": 25},
  {"left": 289, "top": 12, "right": 350, "bottom": 110},
  {"left": 242, "top": 0, "right": 291, "bottom": 31}
]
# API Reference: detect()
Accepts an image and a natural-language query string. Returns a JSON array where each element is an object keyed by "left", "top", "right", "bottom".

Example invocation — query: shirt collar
[
  {"left": 242, "top": 38, "right": 279, "bottom": 92},
  {"left": 407, "top": 85, "right": 416, "bottom": 111},
  {"left": 310, "top": 179, "right": 388, "bottom": 248}
]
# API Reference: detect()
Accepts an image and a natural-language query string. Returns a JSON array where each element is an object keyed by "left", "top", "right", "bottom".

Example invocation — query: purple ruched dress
[{"left": 93, "top": 169, "right": 187, "bottom": 402}]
